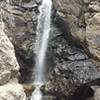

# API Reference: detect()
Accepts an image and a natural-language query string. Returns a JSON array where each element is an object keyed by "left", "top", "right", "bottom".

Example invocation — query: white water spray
[
  {"left": 34, "top": 0, "right": 52, "bottom": 84},
  {"left": 31, "top": 0, "right": 52, "bottom": 100}
]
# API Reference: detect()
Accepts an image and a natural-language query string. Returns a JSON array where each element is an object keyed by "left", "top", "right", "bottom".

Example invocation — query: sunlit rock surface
[
  {"left": 0, "top": 23, "right": 19, "bottom": 85},
  {"left": 0, "top": 17, "right": 26, "bottom": 100},
  {"left": 0, "top": 82, "right": 26, "bottom": 100}
]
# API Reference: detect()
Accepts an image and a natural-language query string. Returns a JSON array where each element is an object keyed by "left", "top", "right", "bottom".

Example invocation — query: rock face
[
  {"left": 0, "top": 0, "right": 41, "bottom": 82},
  {"left": 87, "top": 86, "right": 100, "bottom": 100},
  {"left": 94, "top": 88, "right": 100, "bottom": 100},
  {"left": 42, "top": 30, "right": 100, "bottom": 100},
  {"left": 0, "top": 83, "right": 26, "bottom": 100},
  {"left": 52, "top": 0, "right": 100, "bottom": 61},
  {"left": 0, "top": 23, "right": 19, "bottom": 85},
  {"left": 0, "top": 0, "right": 100, "bottom": 100},
  {"left": 0, "top": 18, "right": 26, "bottom": 100},
  {"left": 41, "top": 0, "right": 100, "bottom": 100}
]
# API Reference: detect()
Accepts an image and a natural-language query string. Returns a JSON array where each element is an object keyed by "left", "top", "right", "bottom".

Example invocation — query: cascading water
[{"left": 31, "top": 0, "right": 52, "bottom": 100}]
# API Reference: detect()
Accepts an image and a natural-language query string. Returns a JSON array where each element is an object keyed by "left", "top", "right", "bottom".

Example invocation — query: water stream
[{"left": 31, "top": 0, "right": 52, "bottom": 100}]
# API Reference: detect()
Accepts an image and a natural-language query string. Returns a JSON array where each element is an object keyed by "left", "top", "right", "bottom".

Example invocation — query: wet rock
[
  {"left": 43, "top": 34, "right": 100, "bottom": 100},
  {"left": 47, "top": 2, "right": 100, "bottom": 99}
]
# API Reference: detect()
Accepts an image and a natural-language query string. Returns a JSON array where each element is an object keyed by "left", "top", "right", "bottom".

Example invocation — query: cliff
[
  {"left": 0, "top": 20, "right": 26, "bottom": 99},
  {"left": 0, "top": 0, "right": 100, "bottom": 100}
]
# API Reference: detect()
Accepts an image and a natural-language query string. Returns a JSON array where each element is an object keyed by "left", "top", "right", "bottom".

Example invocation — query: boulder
[
  {"left": 42, "top": 32, "right": 100, "bottom": 100},
  {"left": 0, "top": 21, "right": 26, "bottom": 99},
  {"left": 0, "top": 83, "right": 26, "bottom": 100}
]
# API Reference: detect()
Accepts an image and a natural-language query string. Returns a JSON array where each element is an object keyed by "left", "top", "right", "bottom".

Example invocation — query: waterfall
[
  {"left": 31, "top": 0, "right": 52, "bottom": 100},
  {"left": 34, "top": 0, "right": 52, "bottom": 84}
]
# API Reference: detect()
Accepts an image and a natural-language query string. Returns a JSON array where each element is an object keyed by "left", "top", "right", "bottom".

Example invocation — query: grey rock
[
  {"left": 0, "top": 0, "right": 39, "bottom": 83},
  {"left": 42, "top": 34, "right": 100, "bottom": 100},
  {"left": 1, "top": 0, "right": 38, "bottom": 65},
  {"left": 53, "top": 0, "right": 100, "bottom": 60}
]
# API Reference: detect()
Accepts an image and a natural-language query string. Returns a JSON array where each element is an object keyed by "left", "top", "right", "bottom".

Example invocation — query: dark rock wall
[
  {"left": 42, "top": 0, "right": 100, "bottom": 100},
  {"left": 42, "top": 24, "right": 100, "bottom": 100}
]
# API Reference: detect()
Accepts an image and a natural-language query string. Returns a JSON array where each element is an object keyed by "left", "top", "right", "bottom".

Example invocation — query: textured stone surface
[
  {"left": 0, "top": 18, "right": 26, "bottom": 99},
  {"left": 0, "top": 0, "right": 100, "bottom": 100},
  {"left": 87, "top": 86, "right": 100, "bottom": 100},
  {"left": 0, "top": 83, "right": 26, "bottom": 100},
  {"left": 53, "top": 0, "right": 100, "bottom": 61},
  {"left": 0, "top": 23, "right": 19, "bottom": 85},
  {"left": 38, "top": 2, "right": 100, "bottom": 97},
  {"left": 1, "top": 0, "right": 38, "bottom": 61},
  {"left": 42, "top": 26, "right": 100, "bottom": 100},
  {"left": 0, "top": 0, "right": 40, "bottom": 83},
  {"left": 94, "top": 88, "right": 100, "bottom": 100}
]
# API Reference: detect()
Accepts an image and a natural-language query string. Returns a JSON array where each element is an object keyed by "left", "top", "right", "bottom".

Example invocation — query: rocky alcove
[{"left": 0, "top": 0, "right": 100, "bottom": 100}]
